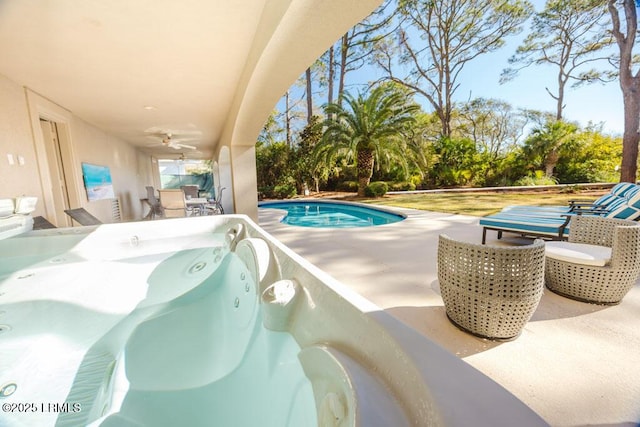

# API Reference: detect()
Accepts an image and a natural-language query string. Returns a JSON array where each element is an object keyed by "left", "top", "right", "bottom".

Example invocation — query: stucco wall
[
  {"left": 0, "top": 73, "right": 155, "bottom": 224},
  {"left": 68, "top": 117, "right": 149, "bottom": 222},
  {"left": 0, "top": 74, "right": 46, "bottom": 211}
]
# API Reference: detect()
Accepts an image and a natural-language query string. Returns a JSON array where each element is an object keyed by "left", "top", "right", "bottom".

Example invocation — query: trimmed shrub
[
  {"left": 388, "top": 181, "right": 416, "bottom": 191},
  {"left": 272, "top": 183, "right": 297, "bottom": 199},
  {"left": 336, "top": 181, "right": 358, "bottom": 192},
  {"left": 514, "top": 171, "right": 558, "bottom": 187},
  {"left": 365, "top": 181, "right": 388, "bottom": 197}
]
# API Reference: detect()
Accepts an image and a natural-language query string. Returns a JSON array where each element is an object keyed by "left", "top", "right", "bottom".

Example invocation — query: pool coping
[
  {"left": 259, "top": 199, "right": 407, "bottom": 217},
  {"left": 258, "top": 199, "right": 407, "bottom": 229}
]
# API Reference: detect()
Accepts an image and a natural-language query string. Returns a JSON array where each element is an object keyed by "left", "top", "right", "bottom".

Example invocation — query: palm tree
[
  {"left": 314, "top": 84, "right": 419, "bottom": 196},
  {"left": 523, "top": 120, "right": 578, "bottom": 177}
]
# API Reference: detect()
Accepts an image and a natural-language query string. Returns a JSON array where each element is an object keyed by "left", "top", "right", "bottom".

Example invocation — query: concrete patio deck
[{"left": 258, "top": 205, "right": 640, "bottom": 427}]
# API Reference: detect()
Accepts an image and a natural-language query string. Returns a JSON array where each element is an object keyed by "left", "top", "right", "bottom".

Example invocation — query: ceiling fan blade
[
  {"left": 176, "top": 143, "right": 197, "bottom": 150},
  {"left": 144, "top": 127, "right": 202, "bottom": 138}
]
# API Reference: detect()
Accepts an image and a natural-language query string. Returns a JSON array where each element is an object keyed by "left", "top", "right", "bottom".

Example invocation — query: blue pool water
[{"left": 259, "top": 201, "right": 405, "bottom": 228}]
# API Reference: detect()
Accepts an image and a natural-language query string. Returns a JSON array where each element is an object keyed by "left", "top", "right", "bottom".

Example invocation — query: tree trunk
[
  {"left": 305, "top": 67, "right": 313, "bottom": 124},
  {"left": 285, "top": 90, "right": 292, "bottom": 147},
  {"left": 609, "top": 0, "right": 639, "bottom": 183},
  {"left": 338, "top": 33, "right": 349, "bottom": 107},
  {"left": 357, "top": 148, "right": 374, "bottom": 197},
  {"left": 555, "top": 79, "right": 564, "bottom": 121},
  {"left": 620, "top": 88, "right": 640, "bottom": 182},
  {"left": 544, "top": 149, "right": 559, "bottom": 177},
  {"left": 328, "top": 45, "right": 334, "bottom": 106},
  {"left": 443, "top": 105, "right": 451, "bottom": 137}
]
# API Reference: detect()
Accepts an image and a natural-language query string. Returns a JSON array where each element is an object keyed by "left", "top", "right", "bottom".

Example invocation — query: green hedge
[
  {"left": 336, "top": 181, "right": 358, "bottom": 192},
  {"left": 388, "top": 181, "right": 416, "bottom": 191},
  {"left": 273, "top": 183, "right": 297, "bottom": 199},
  {"left": 365, "top": 181, "right": 388, "bottom": 197}
]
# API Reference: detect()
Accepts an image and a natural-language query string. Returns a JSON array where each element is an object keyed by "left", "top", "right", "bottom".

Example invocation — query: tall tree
[
  {"left": 327, "top": 45, "right": 335, "bottom": 106},
  {"left": 284, "top": 90, "right": 292, "bottom": 147},
  {"left": 502, "top": 0, "right": 614, "bottom": 120},
  {"left": 257, "top": 110, "right": 284, "bottom": 146},
  {"left": 305, "top": 67, "right": 313, "bottom": 124},
  {"left": 456, "top": 98, "right": 528, "bottom": 162},
  {"left": 314, "top": 84, "right": 419, "bottom": 196},
  {"left": 295, "top": 115, "right": 325, "bottom": 192},
  {"left": 608, "top": 0, "right": 639, "bottom": 182},
  {"left": 376, "top": 0, "right": 533, "bottom": 137},
  {"left": 335, "top": 0, "right": 397, "bottom": 105}
]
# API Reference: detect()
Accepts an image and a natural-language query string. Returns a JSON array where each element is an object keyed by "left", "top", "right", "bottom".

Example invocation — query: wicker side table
[{"left": 437, "top": 235, "right": 546, "bottom": 341}]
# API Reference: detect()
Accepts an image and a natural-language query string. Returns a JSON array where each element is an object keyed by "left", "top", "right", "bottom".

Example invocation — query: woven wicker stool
[
  {"left": 437, "top": 235, "right": 546, "bottom": 341},
  {"left": 545, "top": 215, "right": 640, "bottom": 305}
]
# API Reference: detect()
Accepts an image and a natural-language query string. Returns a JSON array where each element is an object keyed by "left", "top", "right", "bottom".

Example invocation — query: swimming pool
[
  {"left": 0, "top": 215, "right": 546, "bottom": 426},
  {"left": 258, "top": 200, "right": 405, "bottom": 228}
]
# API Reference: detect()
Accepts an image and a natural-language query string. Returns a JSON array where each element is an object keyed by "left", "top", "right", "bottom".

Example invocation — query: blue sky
[
  {"left": 355, "top": 0, "right": 625, "bottom": 135},
  {"left": 278, "top": 1, "right": 630, "bottom": 137},
  {"left": 450, "top": 31, "right": 624, "bottom": 135}
]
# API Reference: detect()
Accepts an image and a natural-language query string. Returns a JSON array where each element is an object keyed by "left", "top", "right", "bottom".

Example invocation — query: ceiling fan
[
  {"left": 159, "top": 133, "right": 197, "bottom": 150},
  {"left": 145, "top": 128, "right": 201, "bottom": 150}
]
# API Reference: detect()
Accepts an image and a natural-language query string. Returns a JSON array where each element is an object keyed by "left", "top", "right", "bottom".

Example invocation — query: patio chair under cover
[
  {"left": 64, "top": 208, "right": 102, "bottom": 226},
  {"left": 158, "top": 189, "right": 187, "bottom": 218}
]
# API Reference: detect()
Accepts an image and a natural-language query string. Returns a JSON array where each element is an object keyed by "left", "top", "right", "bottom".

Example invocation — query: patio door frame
[{"left": 26, "top": 89, "right": 82, "bottom": 227}]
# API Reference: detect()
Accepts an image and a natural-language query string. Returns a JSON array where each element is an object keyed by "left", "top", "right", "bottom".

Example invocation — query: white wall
[
  {"left": 0, "top": 74, "right": 46, "bottom": 209},
  {"left": 68, "top": 117, "right": 150, "bottom": 222},
  {"left": 0, "top": 73, "right": 156, "bottom": 224}
]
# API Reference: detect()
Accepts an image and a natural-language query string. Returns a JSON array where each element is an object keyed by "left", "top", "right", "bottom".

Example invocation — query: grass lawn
[{"left": 356, "top": 188, "right": 611, "bottom": 217}]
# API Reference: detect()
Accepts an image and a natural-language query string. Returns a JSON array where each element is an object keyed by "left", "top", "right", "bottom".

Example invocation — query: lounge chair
[
  {"left": 64, "top": 208, "right": 103, "bottom": 226},
  {"left": 500, "top": 182, "right": 637, "bottom": 215},
  {"left": 480, "top": 186, "right": 640, "bottom": 243},
  {"left": 33, "top": 216, "right": 56, "bottom": 229},
  {"left": 480, "top": 212, "right": 574, "bottom": 242},
  {"left": 437, "top": 235, "right": 546, "bottom": 340},
  {"left": 545, "top": 215, "right": 640, "bottom": 305}
]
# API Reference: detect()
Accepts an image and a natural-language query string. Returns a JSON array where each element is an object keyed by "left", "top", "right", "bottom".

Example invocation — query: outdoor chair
[
  {"left": 145, "top": 186, "right": 164, "bottom": 219},
  {"left": 204, "top": 186, "right": 225, "bottom": 215},
  {"left": 64, "top": 208, "right": 102, "bottom": 226},
  {"left": 33, "top": 216, "right": 56, "bottom": 229},
  {"left": 480, "top": 212, "right": 574, "bottom": 243},
  {"left": 545, "top": 215, "right": 640, "bottom": 305},
  {"left": 180, "top": 185, "right": 199, "bottom": 199},
  {"left": 480, "top": 185, "right": 640, "bottom": 243},
  {"left": 437, "top": 234, "right": 546, "bottom": 340},
  {"left": 180, "top": 185, "right": 205, "bottom": 215},
  {"left": 500, "top": 182, "right": 638, "bottom": 216},
  {"left": 158, "top": 189, "right": 187, "bottom": 218}
]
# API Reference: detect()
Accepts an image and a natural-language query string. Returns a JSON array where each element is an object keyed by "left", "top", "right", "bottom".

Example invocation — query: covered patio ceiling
[{"left": 0, "top": 0, "right": 382, "bottom": 160}]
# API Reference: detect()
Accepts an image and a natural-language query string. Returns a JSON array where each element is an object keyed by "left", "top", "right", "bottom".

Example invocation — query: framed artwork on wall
[{"left": 81, "top": 162, "right": 115, "bottom": 201}]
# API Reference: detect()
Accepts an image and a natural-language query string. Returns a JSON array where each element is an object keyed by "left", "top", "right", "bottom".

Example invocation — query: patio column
[{"left": 229, "top": 144, "right": 258, "bottom": 221}]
